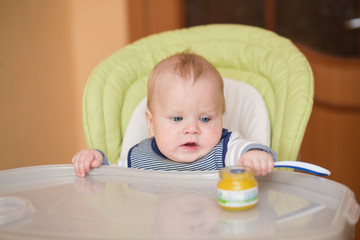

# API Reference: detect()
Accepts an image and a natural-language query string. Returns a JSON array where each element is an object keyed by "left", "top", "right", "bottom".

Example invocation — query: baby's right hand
[{"left": 72, "top": 149, "right": 104, "bottom": 177}]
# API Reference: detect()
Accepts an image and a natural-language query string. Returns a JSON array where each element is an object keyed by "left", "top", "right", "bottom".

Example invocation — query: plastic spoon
[{"left": 274, "top": 161, "right": 331, "bottom": 176}]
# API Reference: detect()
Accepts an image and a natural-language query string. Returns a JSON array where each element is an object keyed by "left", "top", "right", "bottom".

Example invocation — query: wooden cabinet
[
  {"left": 298, "top": 44, "right": 360, "bottom": 206},
  {"left": 128, "top": 0, "right": 185, "bottom": 42}
]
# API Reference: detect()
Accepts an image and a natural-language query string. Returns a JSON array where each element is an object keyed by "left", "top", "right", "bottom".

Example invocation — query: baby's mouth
[
  {"left": 183, "top": 142, "right": 197, "bottom": 147},
  {"left": 184, "top": 143, "right": 196, "bottom": 147}
]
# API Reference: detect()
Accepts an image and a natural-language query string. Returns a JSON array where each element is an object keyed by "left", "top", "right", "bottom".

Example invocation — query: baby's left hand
[{"left": 238, "top": 150, "right": 274, "bottom": 176}]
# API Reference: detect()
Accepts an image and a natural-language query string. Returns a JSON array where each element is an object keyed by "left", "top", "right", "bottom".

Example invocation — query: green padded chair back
[{"left": 82, "top": 24, "right": 314, "bottom": 164}]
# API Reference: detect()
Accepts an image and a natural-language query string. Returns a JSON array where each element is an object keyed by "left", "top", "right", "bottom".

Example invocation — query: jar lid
[
  {"left": 219, "top": 166, "right": 256, "bottom": 181},
  {"left": 220, "top": 166, "right": 254, "bottom": 175}
]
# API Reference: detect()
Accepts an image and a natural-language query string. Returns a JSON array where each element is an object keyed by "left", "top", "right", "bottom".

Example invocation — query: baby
[{"left": 72, "top": 52, "right": 276, "bottom": 177}]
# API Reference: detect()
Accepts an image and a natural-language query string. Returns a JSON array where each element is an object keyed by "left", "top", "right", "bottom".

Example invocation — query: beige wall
[{"left": 0, "top": 0, "right": 129, "bottom": 170}]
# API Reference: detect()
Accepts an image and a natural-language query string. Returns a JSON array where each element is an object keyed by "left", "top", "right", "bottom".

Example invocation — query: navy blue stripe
[{"left": 127, "top": 143, "right": 139, "bottom": 168}]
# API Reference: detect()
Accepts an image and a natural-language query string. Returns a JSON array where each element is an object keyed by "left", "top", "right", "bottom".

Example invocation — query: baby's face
[{"left": 146, "top": 72, "right": 224, "bottom": 163}]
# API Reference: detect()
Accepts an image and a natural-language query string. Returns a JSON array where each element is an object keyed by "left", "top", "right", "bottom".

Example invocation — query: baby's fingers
[
  {"left": 256, "top": 158, "right": 273, "bottom": 176},
  {"left": 83, "top": 157, "right": 91, "bottom": 173},
  {"left": 72, "top": 156, "right": 82, "bottom": 177},
  {"left": 241, "top": 158, "right": 256, "bottom": 173},
  {"left": 242, "top": 158, "right": 268, "bottom": 177},
  {"left": 72, "top": 153, "right": 87, "bottom": 177},
  {"left": 90, "top": 153, "right": 104, "bottom": 168},
  {"left": 253, "top": 160, "right": 267, "bottom": 177},
  {"left": 259, "top": 161, "right": 268, "bottom": 176},
  {"left": 266, "top": 158, "right": 274, "bottom": 174},
  {"left": 79, "top": 155, "right": 93, "bottom": 177}
]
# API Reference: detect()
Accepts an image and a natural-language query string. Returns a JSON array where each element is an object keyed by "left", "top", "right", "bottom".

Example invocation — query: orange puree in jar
[{"left": 217, "top": 166, "right": 258, "bottom": 211}]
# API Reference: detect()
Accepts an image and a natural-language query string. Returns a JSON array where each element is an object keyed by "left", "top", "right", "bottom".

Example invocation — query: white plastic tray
[{"left": 0, "top": 164, "right": 359, "bottom": 240}]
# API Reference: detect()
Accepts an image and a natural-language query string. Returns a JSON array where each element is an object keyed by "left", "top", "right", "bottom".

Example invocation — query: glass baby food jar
[{"left": 217, "top": 166, "right": 258, "bottom": 211}]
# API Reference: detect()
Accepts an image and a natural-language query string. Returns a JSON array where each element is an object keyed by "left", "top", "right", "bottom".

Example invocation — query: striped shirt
[{"left": 127, "top": 129, "right": 232, "bottom": 171}]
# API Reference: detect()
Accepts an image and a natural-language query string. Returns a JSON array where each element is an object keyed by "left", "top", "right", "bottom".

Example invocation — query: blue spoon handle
[{"left": 274, "top": 161, "right": 331, "bottom": 176}]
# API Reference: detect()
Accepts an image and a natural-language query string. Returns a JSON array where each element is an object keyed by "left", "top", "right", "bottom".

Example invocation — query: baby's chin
[
  {"left": 171, "top": 158, "right": 199, "bottom": 164},
  {"left": 166, "top": 154, "right": 204, "bottom": 164},
  {"left": 163, "top": 146, "right": 217, "bottom": 163}
]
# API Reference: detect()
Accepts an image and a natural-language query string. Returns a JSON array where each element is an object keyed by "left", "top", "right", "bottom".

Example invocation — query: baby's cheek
[{"left": 208, "top": 129, "right": 222, "bottom": 145}]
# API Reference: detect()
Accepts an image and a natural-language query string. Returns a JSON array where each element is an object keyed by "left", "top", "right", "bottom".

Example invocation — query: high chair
[{"left": 82, "top": 24, "right": 314, "bottom": 164}]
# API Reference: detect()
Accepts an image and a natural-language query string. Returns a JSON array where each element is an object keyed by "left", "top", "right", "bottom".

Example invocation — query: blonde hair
[{"left": 147, "top": 52, "right": 226, "bottom": 112}]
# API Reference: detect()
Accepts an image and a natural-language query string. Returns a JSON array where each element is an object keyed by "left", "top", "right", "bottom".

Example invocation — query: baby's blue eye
[
  {"left": 172, "top": 116, "right": 183, "bottom": 122},
  {"left": 200, "top": 117, "right": 210, "bottom": 123}
]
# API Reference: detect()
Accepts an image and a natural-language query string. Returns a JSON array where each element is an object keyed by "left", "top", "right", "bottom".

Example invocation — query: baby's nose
[{"left": 184, "top": 122, "right": 200, "bottom": 134}]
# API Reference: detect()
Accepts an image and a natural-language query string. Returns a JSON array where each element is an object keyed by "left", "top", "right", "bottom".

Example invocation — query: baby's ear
[{"left": 145, "top": 109, "right": 155, "bottom": 136}]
